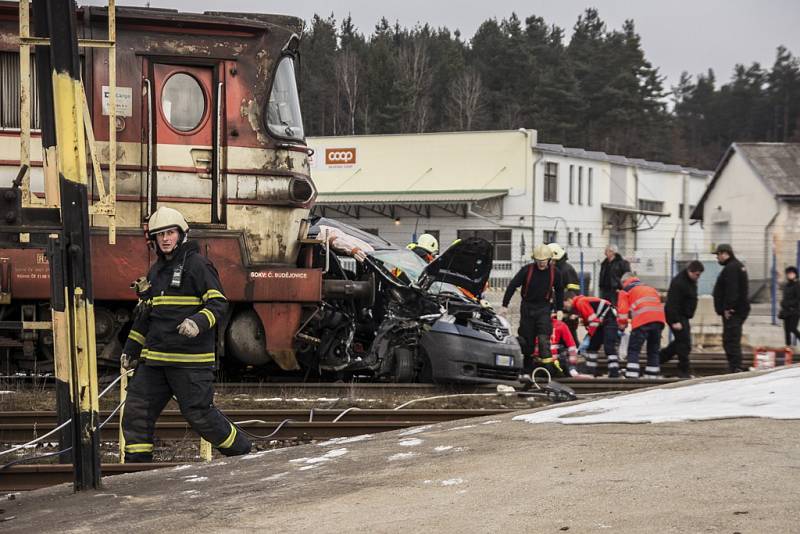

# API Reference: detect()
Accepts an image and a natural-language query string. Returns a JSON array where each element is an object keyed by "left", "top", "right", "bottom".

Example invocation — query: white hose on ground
[
  {"left": 0, "top": 419, "right": 72, "bottom": 457},
  {"left": 332, "top": 407, "right": 361, "bottom": 422}
]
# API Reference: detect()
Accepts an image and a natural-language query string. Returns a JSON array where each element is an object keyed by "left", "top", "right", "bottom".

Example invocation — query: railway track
[{"left": 1, "top": 463, "right": 177, "bottom": 492}]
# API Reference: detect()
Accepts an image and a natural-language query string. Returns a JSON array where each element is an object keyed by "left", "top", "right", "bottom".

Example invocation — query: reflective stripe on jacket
[
  {"left": 573, "top": 295, "right": 614, "bottom": 337},
  {"left": 617, "top": 278, "right": 665, "bottom": 329}
]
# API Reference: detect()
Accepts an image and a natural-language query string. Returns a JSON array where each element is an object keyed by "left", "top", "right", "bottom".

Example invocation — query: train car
[{"left": 0, "top": 3, "right": 320, "bottom": 376}]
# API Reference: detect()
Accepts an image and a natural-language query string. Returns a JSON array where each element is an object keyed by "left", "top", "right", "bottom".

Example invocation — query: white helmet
[
  {"left": 548, "top": 242, "right": 566, "bottom": 261},
  {"left": 416, "top": 233, "right": 439, "bottom": 254},
  {"left": 532, "top": 243, "right": 552, "bottom": 261},
  {"left": 147, "top": 206, "right": 189, "bottom": 239}
]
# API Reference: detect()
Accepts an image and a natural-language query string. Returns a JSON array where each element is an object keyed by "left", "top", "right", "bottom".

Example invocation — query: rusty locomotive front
[{"left": 0, "top": 4, "right": 321, "bottom": 376}]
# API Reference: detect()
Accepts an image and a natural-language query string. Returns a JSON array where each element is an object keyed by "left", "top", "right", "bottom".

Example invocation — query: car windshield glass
[
  {"left": 426, "top": 281, "right": 468, "bottom": 297},
  {"left": 266, "top": 57, "right": 304, "bottom": 140},
  {"left": 370, "top": 249, "right": 428, "bottom": 283}
]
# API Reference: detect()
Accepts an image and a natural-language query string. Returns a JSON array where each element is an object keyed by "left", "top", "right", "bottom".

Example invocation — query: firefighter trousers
[
  {"left": 518, "top": 303, "right": 552, "bottom": 374},
  {"left": 585, "top": 313, "right": 620, "bottom": 378},
  {"left": 122, "top": 364, "right": 251, "bottom": 462}
]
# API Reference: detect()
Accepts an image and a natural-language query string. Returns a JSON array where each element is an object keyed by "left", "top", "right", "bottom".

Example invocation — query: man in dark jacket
[
  {"left": 780, "top": 266, "right": 800, "bottom": 347},
  {"left": 660, "top": 260, "right": 704, "bottom": 378},
  {"left": 120, "top": 207, "right": 251, "bottom": 462},
  {"left": 548, "top": 242, "right": 580, "bottom": 340},
  {"left": 712, "top": 244, "right": 750, "bottom": 373},
  {"left": 599, "top": 244, "right": 630, "bottom": 305},
  {"left": 500, "top": 244, "right": 563, "bottom": 376}
]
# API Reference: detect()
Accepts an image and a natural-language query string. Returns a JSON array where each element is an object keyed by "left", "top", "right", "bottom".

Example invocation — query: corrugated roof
[
  {"left": 736, "top": 143, "right": 800, "bottom": 196},
  {"left": 537, "top": 143, "right": 712, "bottom": 177},
  {"left": 316, "top": 190, "right": 507, "bottom": 205}
]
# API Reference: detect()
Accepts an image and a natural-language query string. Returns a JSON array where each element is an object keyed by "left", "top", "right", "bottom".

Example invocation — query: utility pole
[{"left": 46, "top": 0, "right": 102, "bottom": 490}]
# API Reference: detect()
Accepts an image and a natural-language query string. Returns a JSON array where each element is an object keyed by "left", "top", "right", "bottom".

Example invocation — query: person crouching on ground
[
  {"left": 617, "top": 273, "right": 666, "bottom": 379},
  {"left": 533, "top": 317, "right": 579, "bottom": 378},
  {"left": 563, "top": 291, "right": 619, "bottom": 378}
]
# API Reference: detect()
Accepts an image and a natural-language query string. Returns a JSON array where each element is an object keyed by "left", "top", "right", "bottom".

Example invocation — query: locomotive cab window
[
  {"left": 266, "top": 56, "right": 304, "bottom": 141},
  {"left": 161, "top": 72, "right": 206, "bottom": 132}
]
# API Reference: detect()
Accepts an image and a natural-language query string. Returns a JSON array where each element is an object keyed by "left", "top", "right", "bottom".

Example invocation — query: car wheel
[
  {"left": 415, "top": 348, "right": 433, "bottom": 383},
  {"left": 393, "top": 347, "right": 415, "bottom": 383}
]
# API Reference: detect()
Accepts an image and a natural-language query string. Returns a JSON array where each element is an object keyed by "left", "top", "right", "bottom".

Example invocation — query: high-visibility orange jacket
[
  {"left": 572, "top": 295, "right": 614, "bottom": 337},
  {"left": 617, "top": 277, "right": 665, "bottom": 329}
]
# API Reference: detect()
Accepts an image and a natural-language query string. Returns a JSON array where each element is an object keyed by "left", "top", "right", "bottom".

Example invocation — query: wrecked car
[{"left": 293, "top": 217, "right": 524, "bottom": 384}]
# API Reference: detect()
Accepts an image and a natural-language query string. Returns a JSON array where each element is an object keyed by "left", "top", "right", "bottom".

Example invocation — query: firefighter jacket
[
  {"left": 665, "top": 269, "right": 698, "bottom": 324},
  {"left": 502, "top": 263, "right": 564, "bottom": 310},
  {"left": 712, "top": 256, "right": 750, "bottom": 316},
  {"left": 123, "top": 240, "right": 228, "bottom": 367},
  {"left": 534, "top": 319, "right": 577, "bottom": 357},
  {"left": 556, "top": 256, "right": 581, "bottom": 293},
  {"left": 617, "top": 277, "right": 665, "bottom": 330},
  {"left": 572, "top": 295, "right": 614, "bottom": 337}
]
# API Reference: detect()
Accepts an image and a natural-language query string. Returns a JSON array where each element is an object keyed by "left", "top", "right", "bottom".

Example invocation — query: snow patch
[
  {"left": 388, "top": 452, "right": 417, "bottom": 462},
  {"left": 317, "top": 434, "right": 374, "bottom": 447},
  {"left": 242, "top": 450, "right": 278, "bottom": 460},
  {"left": 514, "top": 367, "right": 800, "bottom": 425},
  {"left": 260, "top": 472, "right": 289, "bottom": 482},
  {"left": 398, "top": 425, "right": 433, "bottom": 436},
  {"left": 398, "top": 438, "right": 423, "bottom": 447},
  {"left": 185, "top": 477, "right": 208, "bottom": 483},
  {"left": 290, "top": 448, "right": 349, "bottom": 466},
  {"left": 446, "top": 425, "right": 476, "bottom": 431},
  {"left": 441, "top": 478, "right": 464, "bottom": 486},
  {"left": 0, "top": 391, "right": 15, "bottom": 395},
  {"left": 434, "top": 445, "right": 453, "bottom": 452},
  {"left": 299, "top": 465, "right": 318, "bottom": 471},
  {"left": 481, "top": 420, "right": 502, "bottom": 425},
  {"left": 172, "top": 465, "right": 193, "bottom": 471}
]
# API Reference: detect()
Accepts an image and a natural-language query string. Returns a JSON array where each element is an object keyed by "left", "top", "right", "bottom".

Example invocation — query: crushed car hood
[{"left": 418, "top": 237, "right": 493, "bottom": 296}]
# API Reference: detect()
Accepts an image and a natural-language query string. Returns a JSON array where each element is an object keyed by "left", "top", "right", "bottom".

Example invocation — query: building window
[
  {"left": 544, "top": 162, "right": 558, "bottom": 202},
  {"left": 543, "top": 230, "right": 557, "bottom": 244},
  {"left": 577, "top": 232, "right": 583, "bottom": 247},
  {"left": 568, "top": 165, "right": 574, "bottom": 204},
  {"left": 457, "top": 229, "right": 512, "bottom": 261},
  {"left": 0, "top": 52, "right": 41, "bottom": 129},
  {"left": 568, "top": 232, "right": 574, "bottom": 246},
  {"left": 577, "top": 166, "right": 583, "bottom": 205},
  {"left": 588, "top": 168, "right": 593, "bottom": 206},
  {"left": 639, "top": 199, "right": 664, "bottom": 213},
  {"left": 587, "top": 233, "right": 593, "bottom": 247}
]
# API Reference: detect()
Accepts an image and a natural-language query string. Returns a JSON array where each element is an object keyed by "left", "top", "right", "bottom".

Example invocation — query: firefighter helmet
[
  {"left": 548, "top": 242, "right": 566, "bottom": 261},
  {"left": 416, "top": 233, "right": 439, "bottom": 254},
  {"left": 532, "top": 244, "right": 552, "bottom": 261},
  {"left": 147, "top": 206, "right": 189, "bottom": 239}
]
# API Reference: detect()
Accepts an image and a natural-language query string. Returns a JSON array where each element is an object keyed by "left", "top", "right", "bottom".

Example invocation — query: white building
[
  {"left": 692, "top": 142, "right": 800, "bottom": 296},
  {"left": 309, "top": 130, "right": 711, "bottom": 290}
]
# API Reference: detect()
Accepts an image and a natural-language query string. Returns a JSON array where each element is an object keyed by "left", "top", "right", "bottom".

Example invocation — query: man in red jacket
[
  {"left": 564, "top": 292, "right": 620, "bottom": 378},
  {"left": 617, "top": 273, "right": 666, "bottom": 379},
  {"left": 533, "top": 317, "right": 579, "bottom": 377}
]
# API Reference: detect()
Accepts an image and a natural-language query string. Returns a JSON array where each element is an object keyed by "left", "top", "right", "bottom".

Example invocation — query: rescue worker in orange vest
[
  {"left": 500, "top": 244, "right": 563, "bottom": 376},
  {"left": 407, "top": 233, "right": 439, "bottom": 263},
  {"left": 564, "top": 291, "right": 620, "bottom": 377},
  {"left": 617, "top": 273, "right": 666, "bottom": 379},
  {"left": 533, "top": 317, "right": 579, "bottom": 377}
]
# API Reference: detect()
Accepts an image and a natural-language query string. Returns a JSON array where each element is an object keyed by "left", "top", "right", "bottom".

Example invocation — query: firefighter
[
  {"left": 564, "top": 291, "right": 620, "bottom": 377},
  {"left": 120, "top": 207, "right": 251, "bottom": 462},
  {"left": 407, "top": 233, "right": 439, "bottom": 263},
  {"left": 712, "top": 243, "right": 750, "bottom": 373},
  {"left": 617, "top": 273, "right": 666, "bottom": 379},
  {"left": 533, "top": 317, "right": 579, "bottom": 377},
  {"left": 660, "top": 260, "right": 704, "bottom": 378},
  {"left": 500, "top": 244, "right": 563, "bottom": 376},
  {"left": 548, "top": 242, "right": 581, "bottom": 341}
]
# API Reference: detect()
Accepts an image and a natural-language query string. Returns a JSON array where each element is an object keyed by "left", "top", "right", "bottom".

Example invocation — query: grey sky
[{"left": 91, "top": 0, "right": 800, "bottom": 89}]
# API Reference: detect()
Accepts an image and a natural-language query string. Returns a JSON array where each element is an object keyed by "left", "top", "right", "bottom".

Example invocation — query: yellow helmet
[
  {"left": 147, "top": 206, "right": 189, "bottom": 239},
  {"left": 548, "top": 242, "right": 566, "bottom": 261},
  {"left": 416, "top": 233, "right": 439, "bottom": 254},
  {"left": 532, "top": 243, "right": 552, "bottom": 261}
]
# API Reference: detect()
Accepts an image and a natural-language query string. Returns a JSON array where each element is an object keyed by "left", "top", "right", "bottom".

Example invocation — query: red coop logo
[{"left": 325, "top": 148, "right": 356, "bottom": 166}]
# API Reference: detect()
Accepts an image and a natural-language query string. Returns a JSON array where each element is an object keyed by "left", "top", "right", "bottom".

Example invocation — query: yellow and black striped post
[{"left": 46, "top": 0, "right": 102, "bottom": 490}]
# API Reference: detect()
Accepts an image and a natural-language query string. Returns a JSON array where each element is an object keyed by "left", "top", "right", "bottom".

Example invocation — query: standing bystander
[
  {"left": 780, "top": 266, "right": 800, "bottom": 348},
  {"left": 660, "top": 261, "right": 704, "bottom": 378},
  {"left": 599, "top": 244, "right": 631, "bottom": 305},
  {"left": 712, "top": 244, "right": 750, "bottom": 373}
]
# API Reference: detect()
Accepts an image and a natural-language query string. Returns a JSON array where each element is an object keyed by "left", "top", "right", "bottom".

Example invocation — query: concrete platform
[{"left": 3, "top": 373, "right": 799, "bottom": 533}]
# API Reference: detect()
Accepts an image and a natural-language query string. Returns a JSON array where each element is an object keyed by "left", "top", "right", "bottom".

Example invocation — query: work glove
[
  {"left": 120, "top": 353, "right": 138, "bottom": 371},
  {"left": 351, "top": 247, "right": 367, "bottom": 262},
  {"left": 177, "top": 318, "right": 200, "bottom": 338},
  {"left": 555, "top": 310, "right": 564, "bottom": 322}
]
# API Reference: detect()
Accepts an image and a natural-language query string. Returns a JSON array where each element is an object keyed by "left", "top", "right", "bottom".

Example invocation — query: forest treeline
[{"left": 298, "top": 8, "right": 799, "bottom": 170}]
